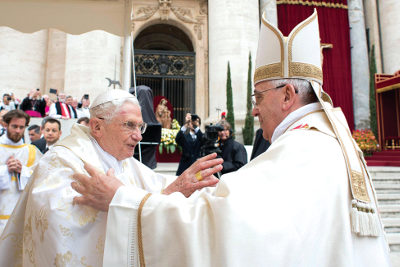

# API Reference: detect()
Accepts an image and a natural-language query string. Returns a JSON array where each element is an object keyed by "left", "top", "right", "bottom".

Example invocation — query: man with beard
[{"left": 0, "top": 110, "right": 41, "bottom": 234}]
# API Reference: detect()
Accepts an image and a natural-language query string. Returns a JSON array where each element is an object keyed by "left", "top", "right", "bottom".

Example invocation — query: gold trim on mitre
[{"left": 288, "top": 11, "right": 323, "bottom": 83}]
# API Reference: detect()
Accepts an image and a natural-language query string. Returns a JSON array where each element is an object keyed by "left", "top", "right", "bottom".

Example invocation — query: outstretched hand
[
  {"left": 71, "top": 163, "right": 123, "bottom": 211},
  {"left": 163, "top": 153, "right": 223, "bottom": 197}
]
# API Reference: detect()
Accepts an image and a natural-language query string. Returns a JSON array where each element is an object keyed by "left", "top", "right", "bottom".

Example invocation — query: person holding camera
[
  {"left": 20, "top": 88, "right": 46, "bottom": 117},
  {"left": 0, "top": 94, "right": 16, "bottom": 111},
  {"left": 175, "top": 113, "right": 203, "bottom": 175},
  {"left": 217, "top": 120, "right": 247, "bottom": 174}
]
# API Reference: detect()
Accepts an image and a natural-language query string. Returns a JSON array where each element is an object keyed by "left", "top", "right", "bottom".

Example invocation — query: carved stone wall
[{"left": 131, "top": 0, "right": 209, "bottom": 121}]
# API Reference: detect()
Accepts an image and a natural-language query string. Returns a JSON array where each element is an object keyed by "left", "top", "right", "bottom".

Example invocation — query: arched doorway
[{"left": 133, "top": 24, "right": 195, "bottom": 125}]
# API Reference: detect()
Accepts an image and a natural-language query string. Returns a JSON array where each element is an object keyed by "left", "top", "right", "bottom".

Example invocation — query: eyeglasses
[
  {"left": 251, "top": 84, "right": 286, "bottom": 107},
  {"left": 97, "top": 117, "right": 147, "bottom": 134},
  {"left": 121, "top": 121, "right": 147, "bottom": 134}
]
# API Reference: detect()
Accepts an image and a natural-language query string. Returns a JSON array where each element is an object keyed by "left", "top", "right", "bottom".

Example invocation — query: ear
[
  {"left": 89, "top": 118, "right": 103, "bottom": 138},
  {"left": 281, "top": 84, "right": 297, "bottom": 111}
]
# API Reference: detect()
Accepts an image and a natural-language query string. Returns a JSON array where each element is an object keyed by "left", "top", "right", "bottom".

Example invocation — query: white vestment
[
  {"left": 0, "top": 135, "right": 41, "bottom": 235},
  {"left": 0, "top": 124, "right": 175, "bottom": 267},
  {"left": 104, "top": 108, "right": 392, "bottom": 267}
]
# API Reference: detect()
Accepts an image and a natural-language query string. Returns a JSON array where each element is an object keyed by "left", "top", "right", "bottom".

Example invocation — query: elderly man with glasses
[{"left": 0, "top": 89, "right": 222, "bottom": 267}]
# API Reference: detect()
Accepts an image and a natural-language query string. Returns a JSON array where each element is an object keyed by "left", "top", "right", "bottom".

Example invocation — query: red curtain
[{"left": 277, "top": 0, "right": 354, "bottom": 130}]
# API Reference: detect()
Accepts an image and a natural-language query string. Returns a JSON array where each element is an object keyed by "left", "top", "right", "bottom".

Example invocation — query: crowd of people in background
[{"left": 0, "top": 88, "right": 90, "bottom": 120}]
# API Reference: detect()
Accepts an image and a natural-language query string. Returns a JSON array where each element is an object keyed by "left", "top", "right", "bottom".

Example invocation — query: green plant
[
  {"left": 369, "top": 45, "right": 378, "bottom": 138},
  {"left": 352, "top": 129, "right": 379, "bottom": 156},
  {"left": 242, "top": 52, "right": 254, "bottom": 145},
  {"left": 226, "top": 61, "right": 235, "bottom": 136}
]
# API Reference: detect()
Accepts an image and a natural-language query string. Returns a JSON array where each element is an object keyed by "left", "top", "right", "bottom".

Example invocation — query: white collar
[
  {"left": 271, "top": 102, "right": 322, "bottom": 143},
  {"left": 90, "top": 136, "right": 123, "bottom": 174},
  {"left": 0, "top": 133, "right": 24, "bottom": 146}
]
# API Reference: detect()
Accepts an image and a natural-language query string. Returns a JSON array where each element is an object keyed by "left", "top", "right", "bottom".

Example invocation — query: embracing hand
[
  {"left": 163, "top": 153, "right": 223, "bottom": 197},
  {"left": 71, "top": 163, "right": 123, "bottom": 211}
]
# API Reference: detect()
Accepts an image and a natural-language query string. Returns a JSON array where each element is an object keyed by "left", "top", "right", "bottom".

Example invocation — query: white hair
[
  {"left": 268, "top": 78, "right": 318, "bottom": 104},
  {"left": 90, "top": 97, "right": 141, "bottom": 122}
]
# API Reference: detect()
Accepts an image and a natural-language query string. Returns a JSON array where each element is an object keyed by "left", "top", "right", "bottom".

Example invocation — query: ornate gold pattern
[
  {"left": 23, "top": 216, "right": 35, "bottom": 265},
  {"left": 138, "top": 193, "right": 152, "bottom": 267},
  {"left": 95, "top": 236, "right": 105, "bottom": 255},
  {"left": 34, "top": 206, "right": 49, "bottom": 242},
  {"left": 277, "top": 0, "right": 348, "bottom": 9},
  {"left": 59, "top": 224, "right": 73, "bottom": 238},
  {"left": 290, "top": 62, "right": 323, "bottom": 81},
  {"left": 254, "top": 63, "right": 283, "bottom": 82},
  {"left": 54, "top": 251, "right": 73, "bottom": 267},
  {"left": 350, "top": 170, "right": 370, "bottom": 203}
]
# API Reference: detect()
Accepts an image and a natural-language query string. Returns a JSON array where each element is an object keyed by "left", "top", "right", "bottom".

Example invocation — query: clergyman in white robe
[
  {"left": 0, "top": 134, "right": 41, "bottom": 235},
  {"left": 103, "top": 104, "right": 392, "bottom": 267},
  {"left": 0, "top": 124, "right": 174, "bottom": 267}
]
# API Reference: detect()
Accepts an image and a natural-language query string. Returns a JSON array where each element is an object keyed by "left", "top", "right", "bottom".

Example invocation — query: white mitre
[
  {"left": 90, "top": 89, "right": 137, "bottom": 109},
  {"left": 254, "top": 9, "right": 322, "bottom": 85}
]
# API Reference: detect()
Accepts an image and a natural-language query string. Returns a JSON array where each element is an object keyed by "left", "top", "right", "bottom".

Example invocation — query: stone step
[
  {"left": 387, "top": 233, "right": 400, "bottom": 245},
  {"left": 379, "top": 205, "right": 400, "bottom": 213},
  {"left": 382, "top": 218, "right": 400, "bottom": 228}
]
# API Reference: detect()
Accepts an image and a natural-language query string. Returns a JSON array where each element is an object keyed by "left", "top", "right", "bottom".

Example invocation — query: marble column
[
  {"left": 348, "top": 0, "right": 370, "bottom": 129},
  {"left": 378, "top": 0, "right": 400, "bottom": 74},
  {"left": 122, "top": 35, "right": 131, "bottom": 91},
  {"left": 208, "top": 0, "right": 259, "bottom": 128},
  {"left": 259, "top": 0, "right": 277, "bottom": 27},
  {"left": 44, "top": 29, "right": 67, "bottom": 96}
]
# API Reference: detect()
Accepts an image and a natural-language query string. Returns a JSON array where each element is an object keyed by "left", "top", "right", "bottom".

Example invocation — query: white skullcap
[{"left": 90, "top": 89, "right": 135, "bottom": 109}]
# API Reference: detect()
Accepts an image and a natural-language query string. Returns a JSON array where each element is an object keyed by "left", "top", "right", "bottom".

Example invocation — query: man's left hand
[{"left": 71, "top": 163, "right": 123, "bottom": 212}]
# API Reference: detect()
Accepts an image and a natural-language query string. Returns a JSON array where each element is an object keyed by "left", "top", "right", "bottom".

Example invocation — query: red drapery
[{"left": 277, "top": 0, "right": 354, "bottom": 130}]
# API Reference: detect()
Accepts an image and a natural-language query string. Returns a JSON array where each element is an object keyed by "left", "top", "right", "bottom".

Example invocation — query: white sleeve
[
  {"left": 48, "top": 103, "right": 61, "bottom": 119},
  {"left": 104, "top": 186, "right": 149, "bottom": 267},
  {"left": 0, "top": 164, "right": 10, "bottom": 190}
]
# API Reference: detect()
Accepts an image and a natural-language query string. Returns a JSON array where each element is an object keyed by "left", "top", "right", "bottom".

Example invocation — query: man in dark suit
[
  {"left": 175, "top": 113, "right": 203, "bottom": 175},
  {"left": 32, "top": 118, "right": 62, "bottom": 154},
  {"left": 250, "top": 128, "right": 271, "bottom": 160}
]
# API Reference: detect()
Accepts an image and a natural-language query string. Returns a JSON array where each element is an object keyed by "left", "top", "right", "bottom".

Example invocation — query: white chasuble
[
  {"left": 0, "top": 124, "right": 174, "bottom": 267},
  {"left": 104, "top": 110, "right": 391, "bottom": 267},
  {"left": 0, "top": 136, "right": 41, "bottom": 235}
]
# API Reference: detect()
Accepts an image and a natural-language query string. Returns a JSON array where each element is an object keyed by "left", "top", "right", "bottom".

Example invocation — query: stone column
[
  {"left": 122, "top": 35, "right": 131, "bottom": 91},
  {"left": 259, "top": 0, "right": 277, "bottom": 27},
  {"left": 348, "top": 0, "right": 370, "bottom": 129},
  {"left": 208, "top": 0, "right": 259, "bottom": 129},
  {"left": 43, "top": 29, "right": 67, "bottom": 96},
  {"left": 379, "top": 0, "right": 400, "bottom": 74},
  {"left": 362, "top": 0, "right": 382, "bottom": 73}
]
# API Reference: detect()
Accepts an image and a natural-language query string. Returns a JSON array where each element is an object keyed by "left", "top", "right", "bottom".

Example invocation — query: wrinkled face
[
  {"left": 218, "top": 127, "right": 230, "bottom": 142},
  {"left": 6, "top": 117, "right": 27, "bottom": 143},
  {"left": 28, "top": 129, "right": 41, "bottom": 142},
  {"left": 98, "top": 102, "right": 143, "bottom": 161},
  {"left": 251, "top": 81, "right": 282, "bottom": 141},
  {"left": 43, "top": 122, "right": 62, "bottom": 145}
]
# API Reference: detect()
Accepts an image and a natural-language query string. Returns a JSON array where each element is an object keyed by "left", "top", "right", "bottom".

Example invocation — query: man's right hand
[
  {"left": 163, "top": 153, "right": 223, "bottom": 197},
  {"left": 6, "top": 156, "right": 22, "bottom": 174}
]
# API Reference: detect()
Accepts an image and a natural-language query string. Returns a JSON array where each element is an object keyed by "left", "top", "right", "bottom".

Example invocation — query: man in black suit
[
  {"left": 32, "top": 118, "right": 62, "bottom": 154},
  {"left": 250, "top": 128, "right": 271, "bottom": 160}
]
